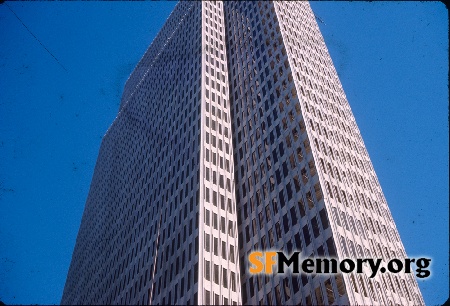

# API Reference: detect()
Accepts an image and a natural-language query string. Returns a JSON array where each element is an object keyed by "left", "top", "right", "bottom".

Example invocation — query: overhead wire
[
  {"left": 148, "top": 205, "right": 163, "bottom": 306},
  {"left": 5, "top": 2, "right": 67, "bottom": 71}
]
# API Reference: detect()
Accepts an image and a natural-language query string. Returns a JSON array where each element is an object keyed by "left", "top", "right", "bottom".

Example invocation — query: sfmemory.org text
[{"left": 249, "top": 251, "right": 431, "bottom": 278}]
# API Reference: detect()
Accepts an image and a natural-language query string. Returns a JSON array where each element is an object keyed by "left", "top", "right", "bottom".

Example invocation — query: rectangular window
[
  {"left": 205, "top": 167, "right": 210, "bottom": 181},
  {"left": 290, "top": 207, "right": 298, "bottom": 226},
  {"left": 315, "top": 287, "right": 324, "bottom": 305},
  {"left": 229, "top": 245, "right": 235, "bottom": 263},
  {"left": 294, "top": 233, "right": 302, "bottom": 250},
  {"left": 205, "top": 209, "right": 210, "bottom": 226},
  {"left": 275, "top": 284, "right": 282, "bottom": 305},
  {"left": 283, "top": 278, "right": 291, "bottom": 301},
  {"left": 275, "top": 222, "right": 282, "bottom": 239},
  {"left": 213, "top": 191, "right": 217, "bottom": 206},
  {"left": 311, "top": 217, "right": 320, "bottom": 238},
  {"left": 302, "top": 225, "right": 311, "bottom": 246},
  {"left": 221, "top": 216, "right": 226, "bottom": 233},
  {"left": 205, "top": 187, "right": 210, "bottom": 202},
  {"left": 214, "top": 264, "right": 219, "bottom": 284},
  {"left": 272, "top": 198, "right": 278, "bottom": 215},
  {"left": 222, "top": 241, "right": 227, "bottom": 259},
  {"left": 282, "top": 214, "right": 289, "bottom": 234},
  {"left": 319, "top": 209, "right": 329, "bottom": 229},
  {"left": 213, "top": 213, "right": 218, "bottom": 230},
  {"left": 298, "top": 200, "right": 306, "bottom": 218},
  {"left": 205, "top": 234, "right": 210, "bottom": 252},
  {"left": 215, "top": 293, "right": 219, "bottom": 305},
  {"left": 205, "top": 260, "right": 210, "bottom": 281},
  {"left": 267, "top": 291, "right": 273, "bottom": 306},
  {"left": 324, "top": 278, "right": 335, "bottom": 304},
  {"left": 269, "top": 229, "right": 275, "bottom": 247},
  {"left": 231, "top": 272, "right": 236, "bottom": 292},
  {"left": 252, "top": 219, "right": 257, "bottom": 237},
  {"left": 214, "top": 237, "right": 218, "bottom": 256},
  {"left": 228, "top": 220, "right": 234, "bottom": 237},
  {"left": 205, "top": 289, "right": 210, "bottom": 304},
  {"left": 222, "top": 268, "right": 228, "bottom": 288},
  {"left": 265, "top": 205, "right": 271, "bottom": 222},
  {"left": 220, "top": 194, "right": 225, "bottom": 210}
]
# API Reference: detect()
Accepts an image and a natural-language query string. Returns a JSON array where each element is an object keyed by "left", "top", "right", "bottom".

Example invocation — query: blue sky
[{"left": 0, "top": 2, "right": 447, "bottom": 305}]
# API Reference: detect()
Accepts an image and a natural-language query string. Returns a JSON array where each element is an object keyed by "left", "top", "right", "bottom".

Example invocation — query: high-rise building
[{"left": 61, "top": 1, "right": 424, "bottom": 305}]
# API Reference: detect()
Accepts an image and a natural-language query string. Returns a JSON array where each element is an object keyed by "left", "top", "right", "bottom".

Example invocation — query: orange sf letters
[{"left": 249, "top": 251, "right": 277, "bottom": 274}]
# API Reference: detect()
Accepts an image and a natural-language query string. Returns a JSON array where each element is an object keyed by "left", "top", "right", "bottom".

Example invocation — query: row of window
[{"left": 204, "top": 259, "right": 237, "bottom": 292}]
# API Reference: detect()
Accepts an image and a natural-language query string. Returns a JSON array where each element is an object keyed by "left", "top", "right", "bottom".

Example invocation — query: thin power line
[
  {"left": 5, "top": 2, "right": 67, "bottom": 71},
  {"left": 148, "top": 206, "right": 163, "bottom": 306}
]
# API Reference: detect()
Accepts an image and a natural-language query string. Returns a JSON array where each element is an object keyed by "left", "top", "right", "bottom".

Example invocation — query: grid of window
[
  {"left": 274, "top": 2, "right": 423, "bottom": 305},
  {"left": 224, "top": 1, "right": 423, "bottom": 306},
  {"left": 223, "top": 2, "right": 341, "bottom": 305},
  {"left": 199, "top": 1, "right": 241, "bottom": 305},
  {"left": 62, "top": 2, "right": 202, "bottom": 305},
  {"left": 62, "top": 1, "right": 424, "bottom": 306}
]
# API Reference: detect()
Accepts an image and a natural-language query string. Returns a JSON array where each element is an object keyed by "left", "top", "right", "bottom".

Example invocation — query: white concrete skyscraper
[{"left": 62, "top": 1, "right": 424, "bottom": 305}]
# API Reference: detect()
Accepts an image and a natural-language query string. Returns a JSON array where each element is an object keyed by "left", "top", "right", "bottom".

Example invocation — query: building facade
[{"left": 61, "top": 1, "right": 424, "bottom": 305}]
